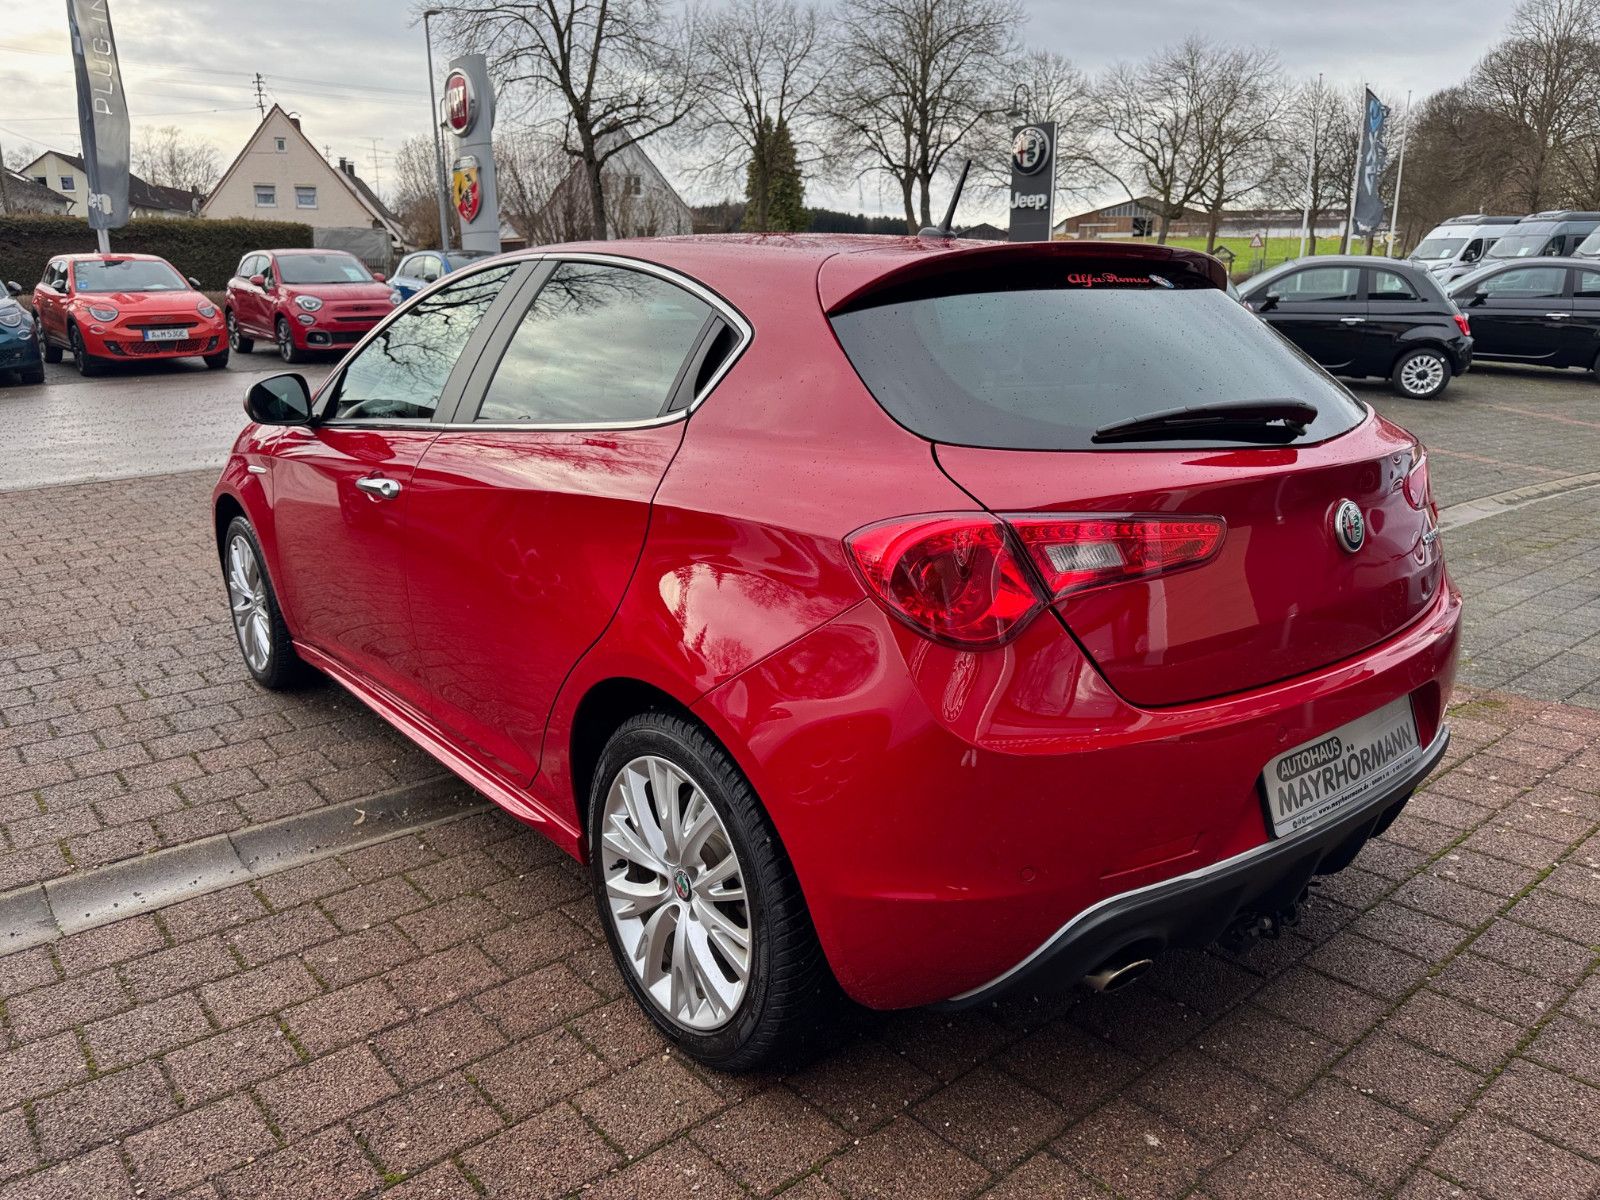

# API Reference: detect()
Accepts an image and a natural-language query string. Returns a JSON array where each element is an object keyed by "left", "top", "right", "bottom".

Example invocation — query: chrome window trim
[{"left": 314, "top": 250, "right": 753, "bottom": 435}]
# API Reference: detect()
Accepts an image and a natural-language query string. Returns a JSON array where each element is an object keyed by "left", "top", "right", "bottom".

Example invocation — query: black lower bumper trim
[{"left": 940, "top": 726, "right": 1451, "bottom": 1009}]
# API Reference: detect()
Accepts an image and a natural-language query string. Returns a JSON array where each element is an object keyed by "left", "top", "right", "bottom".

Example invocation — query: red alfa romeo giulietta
[{"left": 212, "top": 235, "right": 1460, "bottom": 1069}]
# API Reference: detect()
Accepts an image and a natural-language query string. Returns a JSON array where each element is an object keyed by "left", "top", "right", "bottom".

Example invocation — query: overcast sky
[{"left": 0, "top": 0, "right": 1518, "bottom": 218}]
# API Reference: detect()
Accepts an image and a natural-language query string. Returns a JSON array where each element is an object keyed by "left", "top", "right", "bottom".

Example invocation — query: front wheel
[
  {"left": 1391, "top": 347, "right": 1451, "bottom": 399},
  {"left": 588, "top": 713, "right": 838, "bottom": 1071},
  {"left": 69, "top": 325, "right": 105, "bottom": 377},
  {"left": 276, "top": 317, "right": 305, "bottom": 364},
  {"left": 203, "top": 347, "right": 230, "bottom": 370},
  {"left": 222, "top": 516, "right": 311, "bottom": 691},
  {"left": 227, "top": 310, "right": 254, "bottom": 353}
]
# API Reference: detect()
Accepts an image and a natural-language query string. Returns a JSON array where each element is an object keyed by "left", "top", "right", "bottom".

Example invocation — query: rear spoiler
[{"left": 818, "top": 240, "right": 1228, "bottom": 314}]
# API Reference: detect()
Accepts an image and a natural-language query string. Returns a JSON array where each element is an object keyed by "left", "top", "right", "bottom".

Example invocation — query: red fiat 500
[
  {"left": 224, "top": 249, "right": 397, "bottom": 364},
  {"left": 34, "top": 253, "right": 227, "bottom": 375},
  {"left": 212, "top": 237, "right": 1460, "bottom": 1070}
]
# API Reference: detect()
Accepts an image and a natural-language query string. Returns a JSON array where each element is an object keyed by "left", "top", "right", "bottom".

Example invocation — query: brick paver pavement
[{"left": 0, "top": 689, "right": 1592, "bottom": 1199}]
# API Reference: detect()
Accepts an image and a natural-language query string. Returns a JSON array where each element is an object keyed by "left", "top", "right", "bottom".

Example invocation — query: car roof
[
  {"left": 502, "top": 233, "right": 1227, "bottom": 316},
  {"left": 266, "top": 248, "right": 357, "bottom": 256},
  {"left": 60, "top": 252, "right": 166, "bottom": 263}
]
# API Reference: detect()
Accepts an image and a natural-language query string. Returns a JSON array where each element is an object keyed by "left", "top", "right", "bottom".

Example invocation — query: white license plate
[
  {"left": 142, "top": 328, "right": 185, "bottom": 342},
  {"left": 1263, "top": 697, "right": 1422, "bottom": 837}
]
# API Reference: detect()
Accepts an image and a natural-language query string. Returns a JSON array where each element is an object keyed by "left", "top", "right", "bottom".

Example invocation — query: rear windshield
[
  {"left": 1412, "top": 237, "right": 1466, "bottom": 261},
  {"left": 278, "top": 254, "right": 372, "bottom": 284},
  {"left": 829, "top": 268, "right": 1365, "bottom": 451}
]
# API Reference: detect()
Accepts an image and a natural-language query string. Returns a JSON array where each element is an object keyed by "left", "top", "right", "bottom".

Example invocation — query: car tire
[
  {"left": 69, "top": 325, "right": 105, "bottom": 377},
  {"left": 227, "top": 310, "right": 254, "bottom": 353},
  {"left": 221, "top": 515, "right": 312, "bottom": 691},
  {"left": 587, "top": 712, "right": 839, "bottom": 1072},
  {"left": 204, "top": 347, "right": 230, "bottom": 370},
  {"left": 276, "top": 317, "right": 305, "bottom": 364},
  {"left": 1391, "top": 347, "right": 1451, "bottom": 399},
  {"left": 38, "top": 325, "right": 61, "bottom": 364}
]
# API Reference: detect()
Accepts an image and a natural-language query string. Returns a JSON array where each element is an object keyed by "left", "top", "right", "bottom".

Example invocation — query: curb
[
  {"left": 0, "top": 777, "right": 491, "bottom": 955},
  {"left": 1439, "top": 469, "right": 1600, "bottom": 531}
]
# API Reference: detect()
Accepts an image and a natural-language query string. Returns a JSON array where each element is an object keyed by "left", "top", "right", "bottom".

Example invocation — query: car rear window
[{"left": 829, "top": 265, "right": 1365, "bottom": 451}]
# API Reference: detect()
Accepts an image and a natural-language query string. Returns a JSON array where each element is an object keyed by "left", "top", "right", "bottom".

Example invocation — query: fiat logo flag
[{"left": 443, "top": 69, "right": 476, "bottom": 137}]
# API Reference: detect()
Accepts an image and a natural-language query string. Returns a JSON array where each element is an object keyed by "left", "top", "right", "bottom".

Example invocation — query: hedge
[{"left": 0, "top": 215, "right": 315, "bottom": 291}]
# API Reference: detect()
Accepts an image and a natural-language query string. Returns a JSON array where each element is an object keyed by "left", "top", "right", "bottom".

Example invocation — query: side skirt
[{"left": 293, "top": 641, "right": 583, "bottom": 859}]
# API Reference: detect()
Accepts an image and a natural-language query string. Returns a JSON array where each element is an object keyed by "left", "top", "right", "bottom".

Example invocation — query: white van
[{"left": 1408, "top": 215, "right": 1521, "bottom": 282}]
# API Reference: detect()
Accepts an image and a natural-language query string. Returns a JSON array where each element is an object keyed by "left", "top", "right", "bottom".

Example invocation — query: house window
[
  {"left": 274, "top": 137, "right": 287, "bottom": 152},
  {"left": 295, "top": 186, "right": 317, "bottom": 209},
  {"left": 254, "top": 184, "right": 277, "bottom": 207},
  {"left": 33, "top": 177, "right": 46, "bottom": 187},
  {"left": 624, "top": 173, "right": 642, "bottom": 197},
  {"left": 60, "top": 176, "right": 76, "bottom": 191}
]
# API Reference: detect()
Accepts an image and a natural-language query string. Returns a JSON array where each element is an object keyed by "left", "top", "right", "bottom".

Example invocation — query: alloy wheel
[
  {"left": 599, "top": 755, "right": 752, "bottom": 1031},
  {"left": 227, "top": 311, "right": 241, "bottom": 351},
  {"left": 1400, "top": 353, "right": 1445, "bottom": 397},
  {"left": 226, "top": 533, "right": 273, "bottom": 673},
  {"left": 277, "top": 319, "right": 292, "bottom": 362}
]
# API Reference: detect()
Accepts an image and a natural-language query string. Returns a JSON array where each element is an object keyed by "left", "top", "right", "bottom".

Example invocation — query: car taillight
[
  {"left": 1454, "top": 313, "right": 1471, "bottom": 337},
  {"left": 846, "top": 515, "right": 1043, "bottom": 647},
  {"left": 845, "top": 513, "right": 1226, "bottom": 648},
  {"left": 1005, "top": 515, "right": 1226, "bottom": 600},
  {"left": 1403, "top": 446, "right": 1436, "bottom": 516}
]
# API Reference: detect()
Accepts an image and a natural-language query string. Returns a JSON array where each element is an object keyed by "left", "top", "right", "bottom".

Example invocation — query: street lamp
[
  {"left": 423, "top": 9, "right": 452, "bottom": 252},
  {"left": 1007, "top": 84, "right": 1033, "bottom": 123}
]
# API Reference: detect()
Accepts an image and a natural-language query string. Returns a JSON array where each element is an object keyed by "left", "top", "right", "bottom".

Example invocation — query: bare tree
[
  {"left": 1090, "top": 38, "right": 1212, "bottom": 243},
  {"left": 969, "top": 50, "right": 1096, "bottom": 221},
  {"left": 2, "top": 141, "right": 41, "bottom": 172},
  {"left": 390, "top": 134, "right": 456, "bottom": 248},
  {"left": 432, "top": 0, "right": 701, "bottom": 239},
  {"left": 132, "top": 125, "right": 220, "bottom": 194},
  {"left": 825, "top": 0, "right": 1021, "bottom": 233},
  {"left": 1263, "top": 78, "right": 1359, "bottom": 255},
  {"left": 1464, "top": 0, "right": 1600, "bottom": 211},
  {"left": 1191, "top": 47, "right": 1285, "bottom": 252},
  {"left": 689, "top": 0, "right": 831, "bottom": 230},
  {"left": 496, "top": 127, "right": 591, "bottom": 243}
]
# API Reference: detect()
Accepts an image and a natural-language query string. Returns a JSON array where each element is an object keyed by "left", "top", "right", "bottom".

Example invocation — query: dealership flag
[
  {"left": 1352, "top": 88, "right": 1389, "bottom": 235},
  {"left": 65, "top": 0, "right": 130, "bottom": 230}
]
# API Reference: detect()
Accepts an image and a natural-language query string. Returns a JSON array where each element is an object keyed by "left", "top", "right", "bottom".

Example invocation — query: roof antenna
[{"left": 919, "top": 159, "right": 972, "bottom": 239}]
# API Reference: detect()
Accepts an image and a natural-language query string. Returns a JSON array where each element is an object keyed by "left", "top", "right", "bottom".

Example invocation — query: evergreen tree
[{"left": 742, "top": 116, "right": 807, "bottom": 232}]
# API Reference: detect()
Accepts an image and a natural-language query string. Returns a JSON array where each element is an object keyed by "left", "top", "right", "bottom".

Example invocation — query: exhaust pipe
[{"left": 1084, "top": 957, "right": 1154, "bottom": 993}]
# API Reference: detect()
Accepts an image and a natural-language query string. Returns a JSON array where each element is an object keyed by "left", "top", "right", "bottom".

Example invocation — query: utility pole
[
  {"left": 423, "top": 9, "right": 452, "bottom": 252},
  {"left": 253, "top": 73, "right": 267, "bottom": 118},
  {"left": 366, "top": 137, "right": 384, "bottom": 194}
]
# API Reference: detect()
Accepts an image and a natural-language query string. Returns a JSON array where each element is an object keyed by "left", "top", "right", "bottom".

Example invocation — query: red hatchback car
[
  {"left": 224, "top": 248, "right": 397, "bottom": 364},
  {"left": 212, "top": 237, "right": 1460, "bottom": 1069},
  {"left": 34, "top": 252, "right": 227, "bottom": 375}
]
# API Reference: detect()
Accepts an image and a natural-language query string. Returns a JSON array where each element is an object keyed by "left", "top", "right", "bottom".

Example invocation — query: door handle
[
  {"left": 354, "top": 476, "right": 402, "bottom": 500},
  {"left": 1339, "top": 317, "right": 1366, "bottom": 325},
  {"left": 1546, "top": 312, "right": 1570, "bottom": 319}
]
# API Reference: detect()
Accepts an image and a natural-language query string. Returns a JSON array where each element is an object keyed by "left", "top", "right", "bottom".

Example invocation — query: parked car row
[{"left": 1, "top": 247, "right": 427, "bottom": 384}]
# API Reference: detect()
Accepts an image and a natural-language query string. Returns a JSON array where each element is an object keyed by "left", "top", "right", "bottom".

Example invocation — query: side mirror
[
  {"left": 5, "top": 281, "right": 20, "bottom": 297},
  {"left": 249, "top": 274, "right": 266, "bottom": 288},
  {"left": 421, "top": 272, "right": 439, "bottom": 284},
  {"left": 1257, "top": 292, "right": 1281, "bottom": 313},
  {"left": 1469, "top": 288, "right": 1489, "bottom": 307},
  {"left": 186, "top": 276, "right": 202, "bottom": 290},
  {"left": 244, "top": 373, "right": 313, "bottom": 425},
  {"left": 370, "top": 271, "right": 386, "bottom": 283}
]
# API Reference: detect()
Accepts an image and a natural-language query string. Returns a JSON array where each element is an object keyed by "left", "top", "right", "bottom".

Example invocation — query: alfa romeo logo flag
[
  {"left": 65, "top": 0, "right": 130, "bottom": 229},
  {"left": 1353, "top": 88, "right": 1389, "bottom": 236}
]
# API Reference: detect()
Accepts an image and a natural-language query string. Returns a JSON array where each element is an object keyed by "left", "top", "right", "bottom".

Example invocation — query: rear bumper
[{"left": 939, "top": 725, "right": 1448, "bottom": 1008}]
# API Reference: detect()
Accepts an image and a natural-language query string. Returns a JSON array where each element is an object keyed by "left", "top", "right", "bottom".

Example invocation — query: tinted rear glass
[{"left": 830, "top": 267, "right": 1365, "bottom": 451}]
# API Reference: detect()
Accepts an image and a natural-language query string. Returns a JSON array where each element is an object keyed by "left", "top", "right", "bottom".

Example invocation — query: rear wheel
[
  {"left": 588, "top": 713, "right": 838, "bottom": 1071},
  {"left": 69, "top": 325, "right": 105, "bottom": 377},
  {"left": 1391, "top": 347, "right": 1450, "bottom": 399},
  {"left": 227, "top": 309, "right": 253, "bottom": 353},
  {"left": 38, "top": 324, "right": 61, "bottom": 364},
  {"left": 222, "top": 516, "right": 311, "bottom": 690},
  {"left": 276, "top": 316, "right": 305, "bottom": 364}
]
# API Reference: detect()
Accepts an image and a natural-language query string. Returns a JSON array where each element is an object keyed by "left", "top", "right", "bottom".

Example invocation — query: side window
[
  {"left": 473, "top": 262, "right": 712, "bottom": 425},
  {"left": 329, "top": 264, "right": 516, "bottom": 421},
  {"left": 261, "top": 260, "right": 276, "bottom": 289},
  {"left": 1480, "top": 267, "right": 1566, "bottom": 298},
  {"left": 42, "top": 261, "right": 60, "bottom": 288},
  {"left": 1575, "top": 270, "right": 1600, "bottom": 300},
  {"left": 1369, "top": 270, "right": 1420, "bottom": 301},
  {"left": 421, "top": 256, "right": 443, "bottom": 281},
  {"left": 397, "top": 255, "right": 418, "bottom": 277},
  {"left": 1274, "top": 267, "right": 1361, "bottom": 303},
  {"left": 1461, "top": 239, "right": 1483, "bottom": 263}
]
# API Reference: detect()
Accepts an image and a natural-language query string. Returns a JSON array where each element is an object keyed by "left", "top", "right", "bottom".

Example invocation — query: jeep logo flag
[
  {"left": 1008, "top": 122, "right": 1056, "bottom": 243},
  {"left": 65, "top": 0, "right": 130, "bottom": 233}
]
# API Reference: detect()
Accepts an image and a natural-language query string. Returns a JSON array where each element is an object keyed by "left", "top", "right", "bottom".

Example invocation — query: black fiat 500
[
  {"left": 1449, "top": 258, "right": 1600, "bottom": 377},
  {"left": 1239, "top": 256, "right": 1473, "bottom": 399}
]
